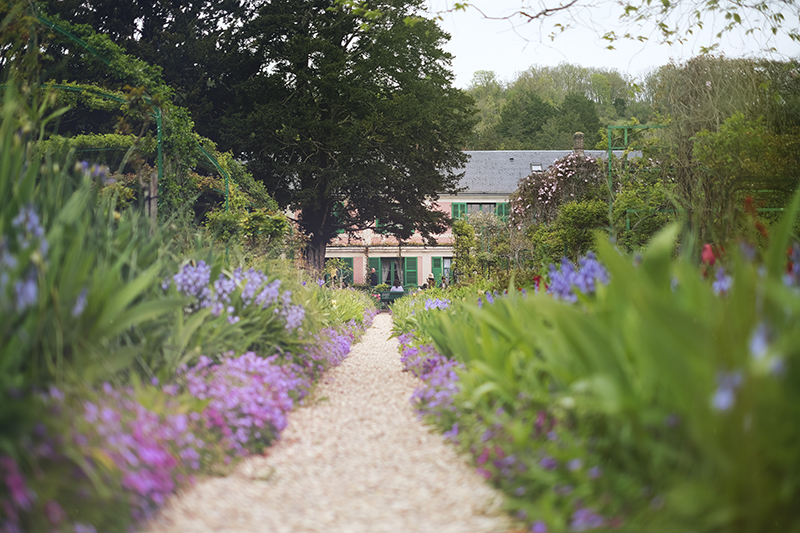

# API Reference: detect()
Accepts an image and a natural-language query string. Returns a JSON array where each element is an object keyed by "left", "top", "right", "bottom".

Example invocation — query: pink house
[{"left": 325, "top": 146, "right": 613, "bottom": 287}]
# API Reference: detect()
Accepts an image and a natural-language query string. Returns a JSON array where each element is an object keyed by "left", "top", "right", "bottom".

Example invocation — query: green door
[{"left": 432, "top": 257, "right": 442, "bottom": 285}]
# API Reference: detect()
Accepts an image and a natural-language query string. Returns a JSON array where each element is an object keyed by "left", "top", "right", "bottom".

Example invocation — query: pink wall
[{"left": 353, "top": 256, "right": 365, "bottom": 284}]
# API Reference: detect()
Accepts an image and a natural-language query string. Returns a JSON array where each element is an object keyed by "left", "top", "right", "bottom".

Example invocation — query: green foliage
[
  {"left": 412, "top": 192, "right": 800, "bottom": 530},
  {"left": 651, "top": 56, "right": 800, "bottom": 243},
  {"left": 452, "top": 219, "right": 478, "bottom": 285},
  {"left": 314, "top": 286, "right": 376, "bottom": 328},
  {"left": 205, "top": 208, "right": 290, "bottom": 253},
  {"left": 465, "top": 64, "right": 650, "bottom": 150},
  {"left": 609, "top": 154, "right": 678, "bottom": 252},
  {"left": 528, "top": 199, "right": 609, "bottom": 264},
  {"left": 0, "top": 86, "right": 180, "bottom": 389}
]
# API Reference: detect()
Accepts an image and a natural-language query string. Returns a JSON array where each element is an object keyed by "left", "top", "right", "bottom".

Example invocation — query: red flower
[{"left": 701, "top": 244, "right": 716, "bottom": 265}]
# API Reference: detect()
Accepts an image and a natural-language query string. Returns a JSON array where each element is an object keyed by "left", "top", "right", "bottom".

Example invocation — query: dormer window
[{"left": 531, "top": 163, "right": 542, "bottom": 172}]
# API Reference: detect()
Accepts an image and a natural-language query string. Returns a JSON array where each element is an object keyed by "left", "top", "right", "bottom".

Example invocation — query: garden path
[{"left": 142, "top": 312, "right": 515, "bottom": 533}]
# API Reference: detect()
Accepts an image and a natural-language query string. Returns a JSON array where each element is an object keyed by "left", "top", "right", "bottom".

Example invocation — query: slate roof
[{"left": 456, "top": 150, "right": 621, "bottom": 195}]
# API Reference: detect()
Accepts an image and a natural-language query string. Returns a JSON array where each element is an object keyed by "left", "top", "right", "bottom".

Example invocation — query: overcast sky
[{"left": 428, "top": 0, "right": 800, "bottom": 88}]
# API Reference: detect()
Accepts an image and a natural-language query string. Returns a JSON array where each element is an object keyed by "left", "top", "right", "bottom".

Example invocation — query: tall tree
[
  {"left": 225, "top": 0, "right": 477, "bottom": 269},
  {"left": 495, "top": 90, "right": 556, "bottom": 148}
]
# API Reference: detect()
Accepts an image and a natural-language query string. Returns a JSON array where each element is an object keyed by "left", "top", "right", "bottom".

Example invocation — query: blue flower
[
  {"left": 712, "top": 267, "right": 733, "bottom": 295},
  {"left": 749, "top": 322, "right": 769, "bottom": 360},
  {"left": 711, "top": 370, "right": 743, "bottom": 412},
  {"left": 14, "top": 275, "right": 37, "bottom": 311},
  {"left": 72, "top": 288, "right": 88, "bottom": 317}
]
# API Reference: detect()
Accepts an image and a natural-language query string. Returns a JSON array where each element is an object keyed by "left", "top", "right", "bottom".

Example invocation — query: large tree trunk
[{"left": 304, "top": 233, "right": 327, "bottom": 273}]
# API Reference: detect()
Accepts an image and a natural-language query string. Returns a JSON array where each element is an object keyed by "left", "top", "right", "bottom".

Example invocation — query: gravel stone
[{"left": 142, "top": 313, "right": 514, "bottom": 533}]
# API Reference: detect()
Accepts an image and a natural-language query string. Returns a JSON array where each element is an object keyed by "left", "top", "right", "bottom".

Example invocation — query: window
[
  {"left": 370, "top": 257, "right": 418, "bottom": 288},
  {"left": 452, "top": 203, "right": 509, "bottom": 223},
  {"left": 451, "top": 202, "right": 467, "bottom": 221},
  {"left": 495, "top": 202, "right": 509, "bottom": 222},
  {"left": 531, "top": 163, "right": 542, "bottom": 172}
]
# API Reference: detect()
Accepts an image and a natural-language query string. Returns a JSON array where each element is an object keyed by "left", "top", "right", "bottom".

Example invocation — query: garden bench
[{"left": 379, "top": 291, "right": 407, "bottom": 305}]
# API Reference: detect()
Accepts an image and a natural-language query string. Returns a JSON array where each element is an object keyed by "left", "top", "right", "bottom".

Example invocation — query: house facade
[{"left": 325, "top": 140, "right": 616, "bottom": 288}]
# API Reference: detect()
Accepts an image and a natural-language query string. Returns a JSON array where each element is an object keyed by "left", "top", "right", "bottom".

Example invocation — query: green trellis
[{"left": 4, "top": 13, "right": 232, "bottom": 212}]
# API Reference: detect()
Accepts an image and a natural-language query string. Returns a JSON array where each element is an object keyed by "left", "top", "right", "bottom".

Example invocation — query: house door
[{"left": 381, "top": 258, "right": 402, "bottom": 286}]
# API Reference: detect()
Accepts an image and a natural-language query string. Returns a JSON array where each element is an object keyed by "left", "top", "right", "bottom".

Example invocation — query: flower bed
[
  {"left": 0, "top": 314, "right": 371, "bottom": 533},
  {"left": 393, "top": 215, "right": 800, "bottom": 532}
]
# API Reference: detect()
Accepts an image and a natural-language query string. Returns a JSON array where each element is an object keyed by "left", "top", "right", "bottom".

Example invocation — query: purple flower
[
  {"left": 539, "top": 456, "right": 558, "bottom": 470},
  {"left": 749, "top": 322, "right": 769, "bottom": 360},
  {"left": 424, "top": 298, "right": 451, "bottom": 311},
  {"left": 531, "top": 521, "right": 548, "bottom": 533},
  {"left": 711, "top": 370, "right": 743, "bottom": 412},
  {"left": 14, "top": 275, "right": 37, "bottom": 311},
  {"left": 567, "top": 458, "right": 583, "bottom": 471},
  {"left": 548, "top": 252, "right": 608, "bottom": 302},
  {"left": 587, "top": 466, "right": 602, "bottom": 479},
  {"left": 570, "top": 508, "right": 605, "bottom": 531},
  {"left": 712, "top": 267, "right": 733, "bottom": 295},
  {"left": 72, "top": 288, "right": 88, "bottom": 317},
  {"left": 442, "top": 423, "right": 459, "bottom": 442}
]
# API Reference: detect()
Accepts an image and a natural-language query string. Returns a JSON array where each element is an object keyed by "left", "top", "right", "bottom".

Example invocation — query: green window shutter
[
  {"left": 404, "top": 257, "right": 418, "bottom": 288},
  {"left": 368, "top": 257, "right": 380, "bottom": 286},
  {"left": 451, "top": 202, "right": 466, "bottom": 221},
  {"left": 432, "top": 257, "right": 442, "bottom": 284},
  {"left": 495, "top": 202, "right": 509, "bottom": 222},
  {"left": 342, "top": 257, "right": 354, "bottom": 285}
]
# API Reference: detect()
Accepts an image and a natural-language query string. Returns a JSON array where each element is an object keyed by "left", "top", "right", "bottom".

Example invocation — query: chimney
[{"left": 573, "top": 132, "right": 584, "bottom": 157}]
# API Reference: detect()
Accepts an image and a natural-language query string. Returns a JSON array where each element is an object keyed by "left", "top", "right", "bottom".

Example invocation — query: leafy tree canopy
[{"left": 223, "top": 0, "right": 478, "bottom": 269}]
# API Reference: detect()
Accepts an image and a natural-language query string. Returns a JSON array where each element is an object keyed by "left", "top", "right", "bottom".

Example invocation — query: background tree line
[
  {"left": 463, "top": 63, "right": 659, "bottom": 150},
  {"left": 453, "top": 55, "right": 800, "bottom": 282}
]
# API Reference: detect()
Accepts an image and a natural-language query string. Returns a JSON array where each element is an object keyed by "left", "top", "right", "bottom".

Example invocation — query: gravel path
[{"left": 142, "top": 312, "right": 515, "bottom": 533}]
